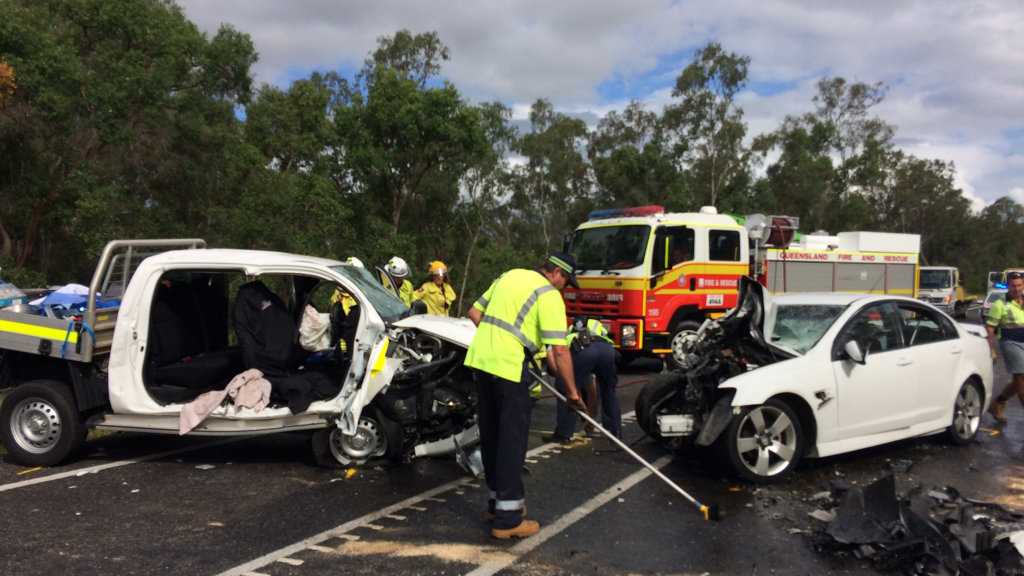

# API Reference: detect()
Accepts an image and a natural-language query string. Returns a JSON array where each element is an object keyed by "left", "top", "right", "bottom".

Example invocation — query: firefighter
[
  {"left": 383, "top": 256, "right": 415, "bottom": 306},
  {"left": 465, "top": 252, "right": 586, "bottom": 539},
  {"left": 414, "top": 260, "right": 456, "bottom": 316},
  {"left": 544, "top": 317, "right": 621, "bottom": 443}
]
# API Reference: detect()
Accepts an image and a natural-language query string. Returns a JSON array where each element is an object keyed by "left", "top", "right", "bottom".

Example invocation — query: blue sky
[{"left": 181, "top": 0, "right": 1024, "bottom": 210}]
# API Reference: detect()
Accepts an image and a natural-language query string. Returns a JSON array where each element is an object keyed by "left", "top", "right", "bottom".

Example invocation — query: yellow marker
[
  {"left": 344, "top": 468, "right": 357, "bottom": 479},
  {"left": 16, "top": 466, "right": 43, "bottom": 476},
  {"left": 700, "top": 505, "right": 710, "bottom": 521}
]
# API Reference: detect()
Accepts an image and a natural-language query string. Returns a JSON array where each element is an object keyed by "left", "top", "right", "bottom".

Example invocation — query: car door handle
[
  {"left": 951, "top": 347, "right": 963, "bottom": 355},
  {"left": 896, "top": 358, "right": 914, "bottom": 367}
]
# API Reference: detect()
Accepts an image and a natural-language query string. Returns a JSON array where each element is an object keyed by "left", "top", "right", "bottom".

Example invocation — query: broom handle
[{"left": 529, "top": 368, "right": 704, "bottom": 509}]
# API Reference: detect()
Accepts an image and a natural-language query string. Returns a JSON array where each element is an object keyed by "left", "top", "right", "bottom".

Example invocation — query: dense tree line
[{"left": 1, "top": 0, "right": 1019, "bottom": 306}]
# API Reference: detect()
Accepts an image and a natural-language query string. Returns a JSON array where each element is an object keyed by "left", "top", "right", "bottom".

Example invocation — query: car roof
[
  {"left": 145, "top": 248, "right": 344, "bottom": 268},
  {"left": 770, "top": 292, "right": 922, "bottom": 307}
]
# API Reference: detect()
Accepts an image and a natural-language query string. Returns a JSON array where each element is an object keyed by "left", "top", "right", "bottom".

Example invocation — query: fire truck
[{"left": 564, "top": 206, "right": 920, "bottom": 366}]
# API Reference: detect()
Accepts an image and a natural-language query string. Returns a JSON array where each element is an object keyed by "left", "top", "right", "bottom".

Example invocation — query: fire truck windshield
[{"left": 570, "top": 225, "right": 651, "bottom": 271}]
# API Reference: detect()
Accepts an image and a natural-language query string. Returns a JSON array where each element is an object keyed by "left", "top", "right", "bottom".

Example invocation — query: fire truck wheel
[{"left": 667, "top": 320, "right": 702, "bottom": 371}]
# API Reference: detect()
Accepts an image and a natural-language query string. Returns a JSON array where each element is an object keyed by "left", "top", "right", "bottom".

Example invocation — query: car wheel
[
  {"left": 634, "top": 372, "right": 680, "bottom": 440},
  {"left": 667, "top": 320, "right": 702, "bottom": 371},
  {"left": 947, "top": 380, "right": 983, "bottom": 445},
  {"left": 724, "top": 398, "right": 805, "bottom": 482},
  {"left": 0, "top": 380, "right": 86, "bottom": 467},
  {"left": 312, "top": 408, "right": 399, "bottom": 468}
]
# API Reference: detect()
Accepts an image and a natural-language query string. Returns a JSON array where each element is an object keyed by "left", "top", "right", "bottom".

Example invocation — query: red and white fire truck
[{"left": 563, "top": 206, "right": 920, "bottom": 365}]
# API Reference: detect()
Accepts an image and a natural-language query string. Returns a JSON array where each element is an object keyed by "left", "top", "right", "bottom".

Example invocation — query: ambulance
[{"left": 564, "top": 206, "right": 920, "bottom": 366}]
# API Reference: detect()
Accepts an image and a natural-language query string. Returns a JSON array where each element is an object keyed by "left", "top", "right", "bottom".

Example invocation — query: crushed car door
[{"left": 832, "top": 302, "right": 917, "bottom": 439}]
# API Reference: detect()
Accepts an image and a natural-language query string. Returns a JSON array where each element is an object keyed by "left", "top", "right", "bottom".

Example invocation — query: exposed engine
[
  {"left": 636, "top": 278, "right": 795, "bottom": 447},
  {"left": 375, "top": 328, "right": 477, "bottom": 457}
]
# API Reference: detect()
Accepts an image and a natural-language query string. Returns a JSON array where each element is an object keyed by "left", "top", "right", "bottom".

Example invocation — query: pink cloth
[{"left": 178, "top": 368, "right": 272, "bottom": 435}]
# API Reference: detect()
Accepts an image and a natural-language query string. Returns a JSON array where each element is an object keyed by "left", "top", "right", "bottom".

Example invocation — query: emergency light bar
[
  {"left": 587, "top": 205, "right": 664, "bottom": 220},
  {"left": 996, "top": 283, "right": 1008, "bottom": 290}
]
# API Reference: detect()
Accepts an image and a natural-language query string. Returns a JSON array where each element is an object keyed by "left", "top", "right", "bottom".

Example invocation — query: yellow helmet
[{"left": 428, "top": 260, "right": 447, "bottom": 276}]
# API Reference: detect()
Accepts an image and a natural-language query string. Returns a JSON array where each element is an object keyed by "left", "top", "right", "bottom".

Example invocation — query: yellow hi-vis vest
[
  {"left": 464, "top": 269, "right": 568, "bottom": 382},
  {"left": 568, "top": 318, "right": 614, "bottom": 346}
]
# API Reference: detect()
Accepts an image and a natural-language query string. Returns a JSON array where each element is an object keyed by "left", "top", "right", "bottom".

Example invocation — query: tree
[
  {"left": 0, "top": 0, "right": 256, "bottom": 280},
  {"left": 588, "top": 100, "right": 688, "bottom": 209},
  {"left": 665, "top": 42, "right": 751, "bottom": 207},
  {"left": 336, "top": 32, "right": 488, "bottom": 236},
  {"left": 514, "top": 99, "right": 590, "bottom": 251}
]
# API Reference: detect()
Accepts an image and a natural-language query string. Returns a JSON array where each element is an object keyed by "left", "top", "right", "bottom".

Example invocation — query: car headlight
[{"left": 621, "top": 324, "right": 637, "bottom": 347}]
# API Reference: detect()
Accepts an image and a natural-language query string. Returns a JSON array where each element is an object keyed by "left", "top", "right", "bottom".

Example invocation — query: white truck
[
  {"left": 0, "top": 240, "right": 479, "bottom": 468},
  {"left": 918, "top": 266, "right": 966, "bottom": 318}
]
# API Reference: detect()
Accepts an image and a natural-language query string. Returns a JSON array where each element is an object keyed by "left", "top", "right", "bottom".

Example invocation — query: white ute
[{"left": 0, "top": 240, "right": 479, "bottom": 468}]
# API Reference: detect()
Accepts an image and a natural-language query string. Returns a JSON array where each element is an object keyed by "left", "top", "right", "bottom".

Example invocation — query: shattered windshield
[
  {"left": 331, "top": 265, "right": 408, "bottom": 323},
  {"left": 765, "top": 304, "right": 848, "bottom": 355},
  {"left": 569, "top": 225, "right": 651, "bottom": 271},
  {"left": 919, "top": 270, "right": 953, "bottom": 290}
]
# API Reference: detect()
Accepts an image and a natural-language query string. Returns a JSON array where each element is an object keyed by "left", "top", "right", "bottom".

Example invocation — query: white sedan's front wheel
[
  {"left": 947, "top": 380, "right": 983, "bottom": 445},
  {"left": 724, "top": 399, "right": 805, "bottom": 482}
]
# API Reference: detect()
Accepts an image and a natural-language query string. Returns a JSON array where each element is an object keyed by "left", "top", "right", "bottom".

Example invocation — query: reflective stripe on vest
[{"left": 480, "top": 283, "right": 559, "bottom": 354}]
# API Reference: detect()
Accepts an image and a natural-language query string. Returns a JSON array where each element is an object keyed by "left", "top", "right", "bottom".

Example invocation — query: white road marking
[
  {"left": 363, "top": 524, "right": 385, "bottom": 531},
  {"left": 465, "top": 455, "right": 673, "bottom": 576},
  {"left": 386, "top": 514, "right": 406, "bottom": 521},
  {"left": 214, "top": 441, "right": 563, "bottom": 576},
  {"left": 0, "top": 437, "right": 250, "bottom": 494},
  {"left": 241, "top": 572, "right": 268, "bottom": 576},
  {"left": 275, "top": 557, "right": 303, "bottom": 566},
  {"left": 407, "top": 506, "right": 428, "bottom": 512},
  {"left": 306, "top": 544, "right": 335, "bottom": 554},
  {"left": 425, "top": 497, "right": 446, "bottom": 503}
]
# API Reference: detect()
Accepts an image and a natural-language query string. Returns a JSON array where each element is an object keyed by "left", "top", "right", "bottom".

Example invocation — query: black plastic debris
[
  {"left": 810, "top": 474, "right": 1024, "bottom": 575},
  {"left": 888, "top": 459, "right": 915, "bottom": 474},
  {"left": 828, "top": 475, "right": 901, "bottom": 545}
]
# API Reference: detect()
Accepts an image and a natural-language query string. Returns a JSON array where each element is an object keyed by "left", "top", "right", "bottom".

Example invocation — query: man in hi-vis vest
[{"left": 465, "top": 252, "right": 586, "bottom": 539}]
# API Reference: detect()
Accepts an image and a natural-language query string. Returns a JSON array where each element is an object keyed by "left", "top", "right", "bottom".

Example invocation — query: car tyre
[
  {"left": 312, "top": 407, "right": 402, "bottom": 468},
  {"left": 0, "top": 380, "right": 86, "bottom": 467},
  {"left": 724, "top": 398, "right": 805, "bottom": 483},
  {"left": 666, "top": 320, "right": 702, "bottom": 371},
  {"left": 947, "top": 379, "right": 983, "bottom": 445},
  {"left": 635, "top": 372, "right": 681, "bottom": 442}
]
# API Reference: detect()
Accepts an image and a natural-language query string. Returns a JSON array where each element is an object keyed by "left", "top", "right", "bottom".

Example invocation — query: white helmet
[
  {"left": 345, "top": 256, "right": 365, "bottom": 269},
  {"left": 385, "top": 256, "right": 410, "bottom": 278}
]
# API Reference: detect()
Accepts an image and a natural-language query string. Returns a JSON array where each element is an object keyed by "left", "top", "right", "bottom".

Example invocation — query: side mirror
[{"left": 843, "top": 340, "right": 866, "bottom": 364}]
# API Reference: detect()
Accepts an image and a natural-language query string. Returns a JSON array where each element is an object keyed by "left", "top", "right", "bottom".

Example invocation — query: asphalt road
[{"left": 0, "top": 359, "right": 1020, "bottom": 576}]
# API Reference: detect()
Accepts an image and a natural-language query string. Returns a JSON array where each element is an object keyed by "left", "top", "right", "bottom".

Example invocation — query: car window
[
  {"left": 896, "top": 304, "right": 957, "bottom": 345},
  {"left": 709, "top": 230, "right": 741, "bottom": 262},
  {"left": 836, "top": 303, "right": 904, "bottom": 356}
]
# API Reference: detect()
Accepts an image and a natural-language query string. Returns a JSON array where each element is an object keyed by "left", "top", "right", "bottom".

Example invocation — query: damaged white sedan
[{"left": 636, "top": 278, "right": 993, "bottom": 481}]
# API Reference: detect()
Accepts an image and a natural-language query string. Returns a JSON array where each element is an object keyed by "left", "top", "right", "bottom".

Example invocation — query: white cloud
[{"left": 176, "top": 0, "right": 1024, "bottom": 205}]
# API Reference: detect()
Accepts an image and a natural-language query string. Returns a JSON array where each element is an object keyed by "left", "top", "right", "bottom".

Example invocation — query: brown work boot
[
  {"left": 989, "top": 400, "right": 1008, "bottom": 423},
  {"left": 491, "top": 519, "right": 540, "bottom": 539}
]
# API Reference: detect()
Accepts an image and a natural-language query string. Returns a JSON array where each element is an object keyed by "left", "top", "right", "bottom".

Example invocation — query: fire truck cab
[{"left": 564, "top": 206, "right": 748, "bottom": 364}]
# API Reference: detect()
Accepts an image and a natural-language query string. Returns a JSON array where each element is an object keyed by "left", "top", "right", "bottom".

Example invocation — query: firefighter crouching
[
  {"left": 465, "top": 252, "right": 586, "bottom": 539},
  {"left": 546, "top": 317, "right": 621, "bottom": 443}
]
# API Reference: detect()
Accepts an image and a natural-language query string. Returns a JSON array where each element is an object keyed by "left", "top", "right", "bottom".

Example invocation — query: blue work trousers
[{"left": 554, "top": 341, "right": 620, "bottom": 439}]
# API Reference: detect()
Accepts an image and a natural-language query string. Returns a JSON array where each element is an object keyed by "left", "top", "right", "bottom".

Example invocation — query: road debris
[
  {"left": 809, "top": 475, "right": 1024, "bottom": 575},
  {"left": 194, "top": 464, "right": 216, "bottom": 471}
]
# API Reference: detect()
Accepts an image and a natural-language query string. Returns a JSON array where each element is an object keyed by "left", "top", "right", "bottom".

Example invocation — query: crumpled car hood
[{"left": 392, "top": 315, "right": 475, "bottom": 348}]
